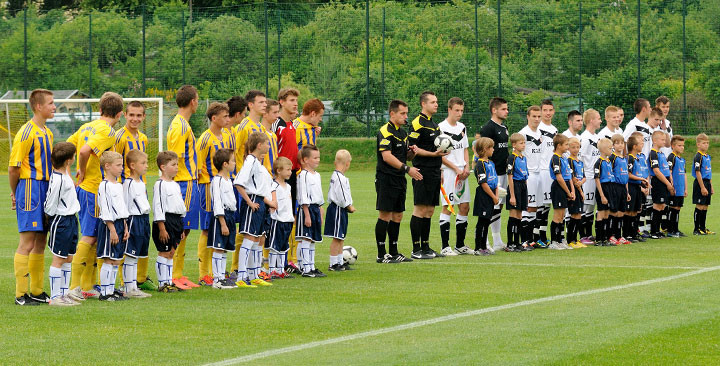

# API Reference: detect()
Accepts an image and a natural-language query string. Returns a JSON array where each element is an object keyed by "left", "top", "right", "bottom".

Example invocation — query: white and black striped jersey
[
  {"left": 211, "top": 175, "right": 237, "bottom": 215},
  {"left": 538, "top": 122, "right": 558, "bottom": 171},
  {"left": 152, "top": 179, "right": 186, "bottom": 222},
  {"left": 234, "top": 154, "right": 272, "bottom": 198},
  {"left": 271, "top": 180, "right": 294, "bottom": 222},
  {"left": 123, "top": 178, "right": 150, "bottom": 216},
  {"left": 327, "top": 170, "right": 353, "bottom": 208},
  {"left": 598, "top": 126, "right": 624, "bottom": 141},
  {"left": 580, "top": 130, "right": 601, "bottom": 179},
  {"left": 562, "top": 129, "right": 579, "bottom": 138},
  {"left": 623, "top": 117, "right": 652, "bottom": 157},
  {"left": 297, "top": 169, "right": 324, "bottom": 206},
  {"left": 44, "top": 171, "right": 80, "bottom": 216},
  {"left": 519, "top": 125, "right": 545, "bottom": 173},
  {"left": 98, "top": 180, "right": 129, "bottom": 222},
  {"left": 438, "top": 120, "right": 469, "bottom": 169}
]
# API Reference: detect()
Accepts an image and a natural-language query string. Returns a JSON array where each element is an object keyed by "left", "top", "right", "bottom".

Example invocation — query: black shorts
[
  {"left": 153, "top": 213, "right": 184, "bottom": 253},
  {"left": 473, "top": 188, "right": 494, "bottom": 219},
  {"left": 550, "top": 180, "right": 570, "bottom": 209},
  {"left": 568, "top": 193, "right": 583, "bottom": 215},
  {"left": 627, "top": 184, "right": 644, "bottom": 212},
  {"left": 596, "top": 182, "right": 615, "bottom": 211},
  {"left": 375, "top": 172, "right": 407, "bottom": 212},
  {"left": 412, "top": 167, "right": 441, "bottom": 206},
  {"left": 692, "top": 179, "right": 713, "bottom": 205},
  {"left": 613, "top": 183, "right": 627, "bottom": 212},
  {"left": 505, "top": 179, "right": 528, "bottom": 211},
  {"left": 651, "top": 176, "right": 670, "bottom": 205},
  {"left": 668, "top": 196, "right": 685, "bottom": 207}
]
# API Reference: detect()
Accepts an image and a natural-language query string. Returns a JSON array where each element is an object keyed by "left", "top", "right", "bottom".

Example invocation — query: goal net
[{"left": 0, "top": 97, "right": 165, "bottom": 174}]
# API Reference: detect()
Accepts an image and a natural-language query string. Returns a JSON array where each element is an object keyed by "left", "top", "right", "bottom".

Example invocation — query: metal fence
[{"left": 1, "top": 0, "right": 718, "bottom": 137}]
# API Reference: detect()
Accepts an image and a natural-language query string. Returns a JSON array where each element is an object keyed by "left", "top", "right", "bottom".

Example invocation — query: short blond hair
[
  {"left": 335, "top": 149, "right": 352, "bottom": 164},
  {"left": 583, "top": 108, "right": 600, "bottom": 124},
  {"left": 29, "top": 89, "right": 53, "bottom": 112},
  {"left": 273, "top": 156, "right": 292, "bottom": 177},
  {"left": 126, "top": 149, "right": 147, "bottom": 168},
  {"left": 597, "top": 138, "right": 612, "bottom": 151},
  {"left": 604, "top": 105, "right": 620, "bottom": 119},
  {"left": 568, "top": 137, "right": 580, "bottom": 147},
  {"left": 99, "top": 150, "right": 123, "bottom": 167},
  {"left": 652, "top": 130, "right": 666, "bottom": 141},
  {"left": 697, "top": 133, "right": 709, "bottom": 143}
]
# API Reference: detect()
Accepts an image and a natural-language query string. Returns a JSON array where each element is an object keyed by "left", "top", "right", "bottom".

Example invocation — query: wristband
[{"left": 402, "top": 164, "right": 410, "bottom": 173}]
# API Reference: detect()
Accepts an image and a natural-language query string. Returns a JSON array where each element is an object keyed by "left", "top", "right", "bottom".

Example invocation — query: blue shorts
[
  {"left": 267, "top": 220, "right": 293, "bottom": 252},
  {"left": 47, "top": 215, "right": 78, "bottom": 258},
  {"left": 199, "top": 183, "right": 212, "bottom": 230},
  {"left": 323, "top": 202, "right": 348, "bottom": 240},
  {"left": 296, "top": 204, "right": 322, "bottom": 243},
  {"left": 125, "top": 214, "right": 150, "bottom": 258},
  {"left": 208, "top": 209, "right": 237, "bottom": 251},
  {"left": 178, "top": 180, "right": 200, "bottom": 230},
  {"left": 97, "top": 219, "right": 127, "bottom": 260},
  {"left": 77, "top": 187, "right": 100, "bottom": 237},
  {"left": 233, "top": 188, "right": 242, "bottom": 223},
  {"left": 238, "top": 194, "right": 267, "bottom": 238},
  {"left": 16, "top": 179, "right": 49, "bottom": 232}
]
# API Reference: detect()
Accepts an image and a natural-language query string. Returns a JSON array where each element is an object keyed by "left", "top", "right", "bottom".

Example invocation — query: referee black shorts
[
  {"left": 376, "top": 172, "right": 407, "bottom": 212},
  {"left": 412, "top": 167, "right": 441, "bottom": 206}
]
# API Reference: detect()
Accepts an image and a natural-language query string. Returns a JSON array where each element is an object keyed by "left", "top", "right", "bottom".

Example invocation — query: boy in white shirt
[
  {"left": 536, "top": 100, "right": 558, "bottom": 245},
  {"left": 267, "top": 157, "right": 295, "bottom": 279},
  {"left": 599, "top": 106, "right": 624, "bottom": 141},
  {"left": 121, "top": 149, "right": 152, "bottom": 298},
  {"left": 562, "top": 110, "right": 583, "bottom": 138},
  {"left": 518, "top": 105, "right": 545, "bottom": 248},
  {"left": 152, "top": 151, "right": 187, "bottom": 293},
  {"left": 46, "top": 142, "right": 81, "bottom": 306},
  {"left": 623, "top": 98, "right": 652, "bottom": 156},
  {"left": 437, "top": 98, "right": 472, "bottom": 255},
  {"left": 296, "top": 145, "right": 325, "bottom": 277},
  {"left": 208, "top": 148, "right": 238, "bottom": 289},
  {"left": 324, "top": 150, "right": 357, "bottom": 271},
  {"left": 96, "top": 151, "right": 130, "bottom": 301},
  {"left": 579, "top": 109, "right": 602, "bottom": 244}
]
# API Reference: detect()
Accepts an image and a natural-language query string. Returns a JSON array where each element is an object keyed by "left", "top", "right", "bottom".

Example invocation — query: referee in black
[
  {"left": 480, "top": 97, "right": 510, "bottom": 250},
  {"left": 375, "top": 100, "right": 422, "bottom": 263},
  {"left": 408, "top": 91, "right": 449, "bottom": 260}
]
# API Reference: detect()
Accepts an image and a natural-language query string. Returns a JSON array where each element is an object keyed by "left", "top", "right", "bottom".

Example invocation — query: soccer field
[{"left": 3, "top": 169, "right": 720, "bottom": 365}]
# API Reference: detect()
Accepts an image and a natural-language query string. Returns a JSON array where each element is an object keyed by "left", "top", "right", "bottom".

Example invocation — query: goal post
[{"left": 0, "top": 97, "right": 165, "bottom": 172}]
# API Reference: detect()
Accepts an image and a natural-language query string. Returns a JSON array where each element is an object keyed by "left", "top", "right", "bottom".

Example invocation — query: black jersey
[
  {"left": 480, "top": 119, "right": 509, "bottom": 175},
  {"left": 407, "top": 113, "right": 441, "bottom": 169},
  {"left": 377, "top": 121, "right": 408, "bottom": 177}
]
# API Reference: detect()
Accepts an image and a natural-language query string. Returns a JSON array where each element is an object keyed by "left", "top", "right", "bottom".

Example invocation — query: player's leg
[
  {"left": 490, "top": 174, "right": 507, "bottom": 249},
  {"left": 455, "top": 202, "right": 470, "bottom": 253},
  {"left": 439, "top": 168, "right": 455, "bottom": 252}
]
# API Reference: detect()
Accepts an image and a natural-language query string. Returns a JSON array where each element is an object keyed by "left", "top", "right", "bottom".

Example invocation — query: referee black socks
[
  {"left": 387, "top": 220, "right": 400, "bottom": 256},
  {"left": 375, "top": 219, "right": 389, "bottom": 257},
  {"left": 410, "top": 215, "right": 422, "bottom": 252}
]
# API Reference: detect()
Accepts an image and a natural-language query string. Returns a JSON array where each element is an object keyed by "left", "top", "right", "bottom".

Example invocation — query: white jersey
[
  {"left": 211, "top": 175, "right": 237, "bottom": 215},
  {"left": 327, "top": 170, "right": 353, "bottom": 208},
  {"left": 562, "top": 129, "right": 579, "bottom": 138},
  {"left": 98, "top": 180, "right": 129, "bottom": 222},
  {"left": 153, "top": 179, "right": 186, "bottom": 222},
  {"left": 438, "top": 119, "right": 469, "bottom": 169},
  {"left": 297, "top": 169, "right": 324, "bottom": 206},
  {"left": 123, "top": 178, "right": 150, "bottom": 216},
  {"left": 234, "top": 154, "right": 272, "bottom": 198},
  {"left": 271, "top": 180, "right": 294, "bottom": 222},
  {"left": 660, "top": 118, "right": 673, "bottom": 157},
  {"left": 44, "top": 171, "right": 80, "bottom": 216},
  {"left": 579, "top": 130, "right": 601, "bottom": 179},
  {"left": 598, "top": 126, "right": 624, "bottom": 141},
  {"left": 519, "top": 125, "right": 546, "bottom": 173},
  {"left": 538, "top": 122, "right": 557, "bottom": 171},
  {"left": 623, "top": 117, "right": 652, "bottom": 156}
]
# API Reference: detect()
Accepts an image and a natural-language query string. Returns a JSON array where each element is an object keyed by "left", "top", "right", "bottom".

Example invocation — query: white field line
[
  {"left": 203, "top": 265, "right": 720, "bottom": 366},
  {"left": 413, "top": 261, "right": 704, "bottom": 270}
]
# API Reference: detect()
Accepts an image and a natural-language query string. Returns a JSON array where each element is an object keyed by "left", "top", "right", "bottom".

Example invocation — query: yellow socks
[
  {"left": 197, "top": 234, "right": 209, "bottom": 279},
  {"left": 95, "top": 258, "right": 103, "bottom": 285},
  {"left": 81, "top": 247, "right": 97, "bottom": 291},
  {"left": 28, "top": 253, "right": 44, "bottom": 296},
  {"left": 231, "top": 233, "right": 242, "bottom": 271},
  {"left": 137, "top": 256, "right": 149, "bottom": 282},
  {"left": 172, "top": 237, "right": 186, "bottom": 279},
  {"left": 70, "top": 240, "right": 90, "bottom": 289},
  {"left": 14, "top": 253, "right": 29, "bottom": 298},
  {"left": 288, "top": 225, "right": 298, "bottom": 263},
  {"left": 117, "top": 257, "right": 125, "bottom": 285},
  {"left": 262, "top": 248, "right": 270, "bottom": 271}
]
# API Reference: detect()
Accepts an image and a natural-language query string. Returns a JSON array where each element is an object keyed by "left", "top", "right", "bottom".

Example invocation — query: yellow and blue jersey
[
  {"left": 234, "top": 116, "right": 265, "bottom": 171},
  {"left": 609, "top": 153, "right": 629, "bottom": 184},
  {"left": 67, "top": 119, "right": 116, "bottom": 194},
  {"left": 262, "top": 127, "right": 278, "bottom": 174},
  {"left": 694, "top": 151, "right": 712, "bottom": 180},
  {"left": 114, "top": 126, "right": 148, "bottom": 182},
  {"left": 9, "top": 119, "right": 54, "bottom": 181},
  {"left": 294, "top": 117, "right": 317, "bottom": 151},
  {"left": 668, "top": 152, "right": 686, "bottom": 194},
  {"left": 166, "top": 115, "right": 198, "bottom": 182},
  {"left": 197, "top": 129, "right": 231, "bottom": 184}
]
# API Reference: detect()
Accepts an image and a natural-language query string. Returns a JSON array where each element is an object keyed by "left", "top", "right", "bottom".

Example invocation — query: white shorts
[
  {"left": 582, "top": 178, "right": 596, "bottom": 205},
  {"left": 539, "top": 170, "right": 553, "bottom": 204},
  {"left": 494, "top": 174, "right": 508, "bottom": 208},
  {"left": 440, "top": 168, "right": 471, "bottom": 205},
  {"left": 526, "top": 172, "right": 543, "bottom": 208}
]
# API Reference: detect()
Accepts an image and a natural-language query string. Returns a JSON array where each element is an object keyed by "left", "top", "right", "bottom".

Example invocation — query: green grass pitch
[{"left": 2, "top": 169, "right": 720, "bottom": 365}]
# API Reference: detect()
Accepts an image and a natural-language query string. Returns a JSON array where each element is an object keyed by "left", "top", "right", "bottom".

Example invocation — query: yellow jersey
[
  {"left": 234, "top": 116, "right": 266, "bottom": 171},
  {"left": 9, "top": 119, "right": 54, "bottom": 181},
  {"left": 114, "top": 125, "right": 148, "bottom": 182},
  {"left": 166, "top": 115, "right": 198, "bottom": 182},
  {"left": 197, "top": 128, "right": 231, "bottom": 184},
  {"left": 261, "top": 126, "right": 278, "bottom": 174},
  {"left": 294, "top": 117, "right": 318, "bottom": 150},
  {"left": 67, "top": 119, "right": 117, "bottom": 194}
]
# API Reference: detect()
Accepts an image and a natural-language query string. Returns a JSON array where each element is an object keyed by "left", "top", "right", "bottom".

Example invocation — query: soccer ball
[
  {"left": 342, "top": 246, "right": 358, "bottom": 265},
  {"left": 434, "top": 134, "right": 454, "bottom": 153}
]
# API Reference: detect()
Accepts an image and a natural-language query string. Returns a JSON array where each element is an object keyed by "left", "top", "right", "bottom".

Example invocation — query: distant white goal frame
[{"left": 2, "top": 97, "right": 165, "bottom": 151}]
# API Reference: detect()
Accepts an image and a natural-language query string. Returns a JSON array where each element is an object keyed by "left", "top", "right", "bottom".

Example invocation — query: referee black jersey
[
  {"left": 377, "top": 121, "right": 408, "bottom": 177},
  {"left": 408, "top": 113, "right": 441, "bottom": 169},
  {"left": 480, "top": 119, "right": 509, "bottom": 175}
]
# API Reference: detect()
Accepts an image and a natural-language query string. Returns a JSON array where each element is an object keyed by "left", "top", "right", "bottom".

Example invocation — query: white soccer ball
[
  {"left": 434, "top": 134, "right": 454, "bottom": 153},
  {"left": 342, "top": 246, "right": 358, "bottom": 265},
  {"left": 497, "top": 187, "right": 507, "bottom": 199}
]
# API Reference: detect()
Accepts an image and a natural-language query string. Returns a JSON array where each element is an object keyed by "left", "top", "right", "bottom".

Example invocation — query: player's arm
[
  {"left": 594, "top": 162, "right": 607, "bottom": 204},
  {"left": 441, "top": 156, "right": 460, "bottom": 174},
  {"left": 552, "top": 156, "right": 571, "bottom": 196},
  {"left": 650, "top": 153, "right": 673, "bottom": 190},
  {"left": 99, "top": 183, "right": 119, "bottom": 244},
  {"left": 694, "top": 155, "right": 708, "bottom": 195},
  {"left": 381, "top": 150, "right": 422, "bottom": 180},
  {"left": 506, "top": 157, "right": 516, "bottom": 204},
  {"left": 411, "top": 145, "right": 447, "bottom": 157},
  {"left": 8, "top": 133, "right": 33, "bottom": 207}
]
